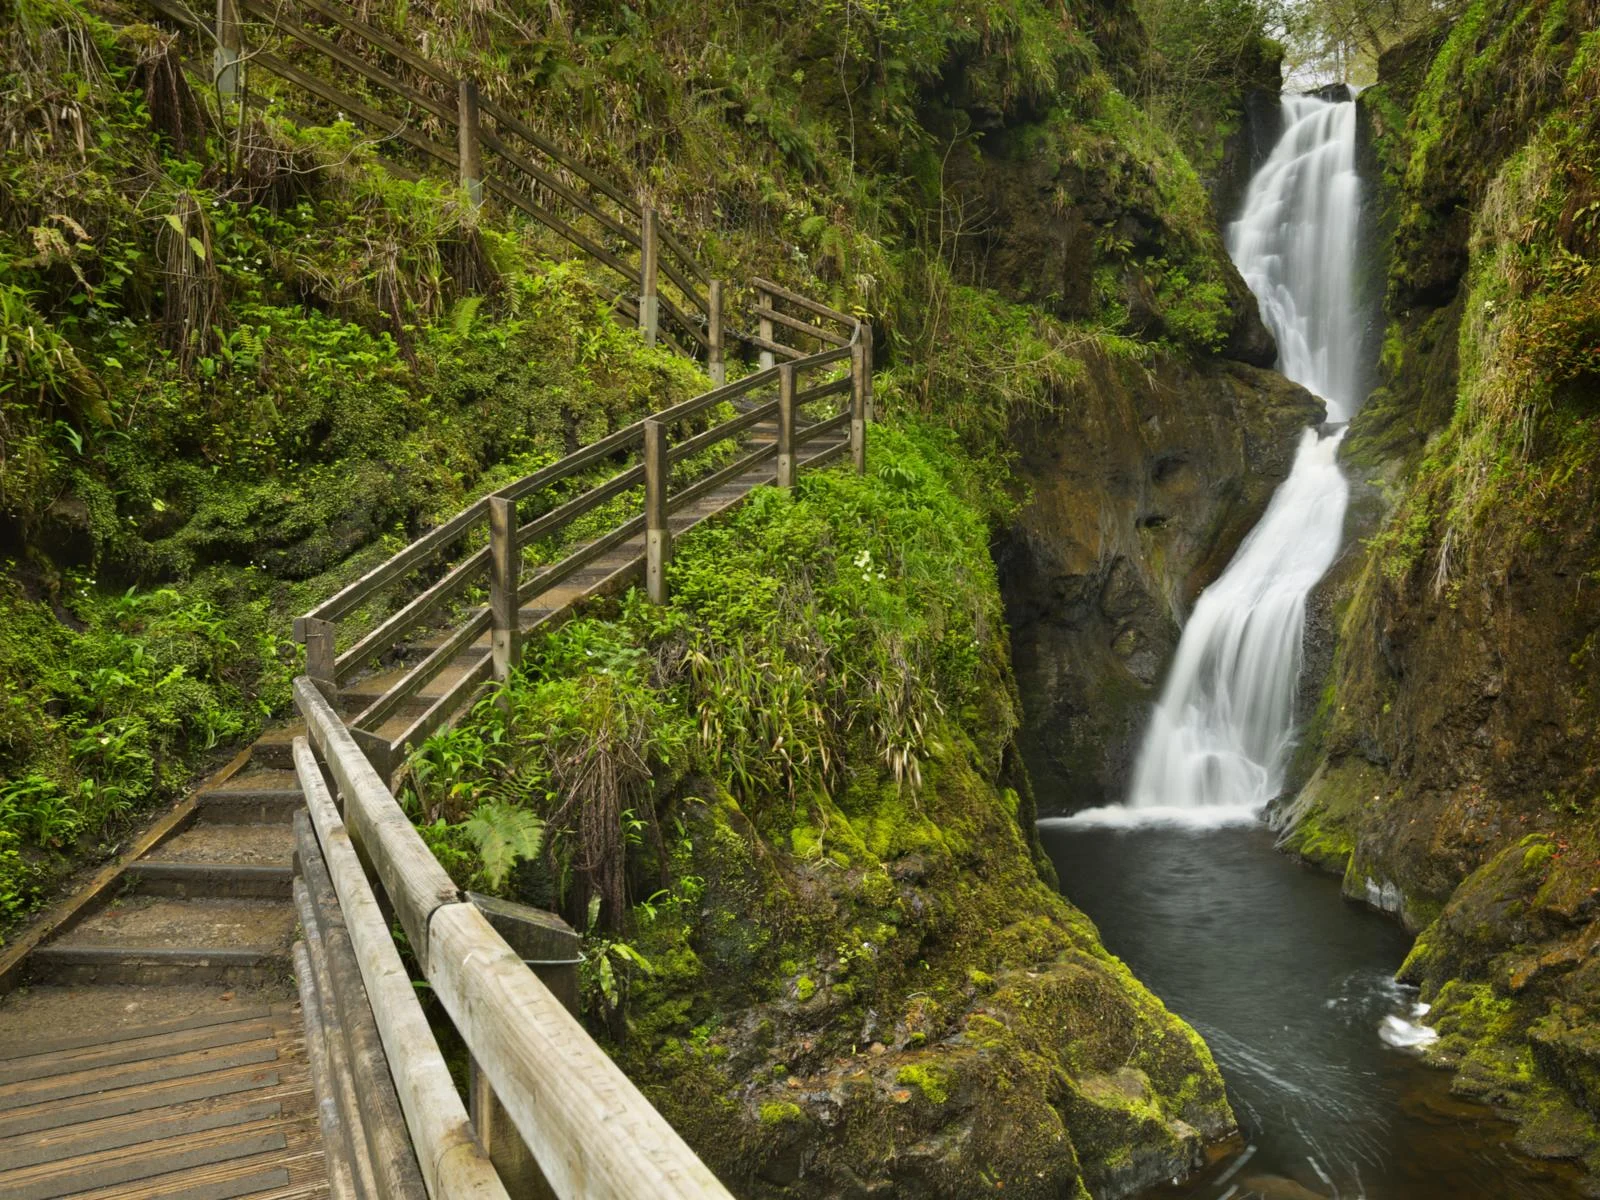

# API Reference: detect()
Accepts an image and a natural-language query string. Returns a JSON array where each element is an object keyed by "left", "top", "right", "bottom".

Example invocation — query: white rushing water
[{"left": 1056, "top": 94, "right": 1363, "bottom": 830}]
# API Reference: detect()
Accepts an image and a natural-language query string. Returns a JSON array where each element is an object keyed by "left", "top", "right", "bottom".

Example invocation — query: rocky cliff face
[
  {"left": 971, "top": 81, "right": 1323, "bottom": 812},
  {"left": 1277, "top": 0, "right": 1600, "bottom": 1181},
  {"left": 1000, "top": 353, "right": 1320, "bottom": 809}
]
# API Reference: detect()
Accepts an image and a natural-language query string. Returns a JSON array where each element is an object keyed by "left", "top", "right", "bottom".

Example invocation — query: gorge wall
[{"left": 1278, "top": 0, "right": 1600, "bottom": 1180}]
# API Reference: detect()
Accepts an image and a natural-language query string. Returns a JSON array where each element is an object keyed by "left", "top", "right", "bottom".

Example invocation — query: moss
[
  {"left": 896, "top": 1063, "right": 954, "bottom": 1105},
  {"left": 758, "top": 1101, "right": 805, "bottom": 1126},
  {"left": 794, "top": 975, "right": 817, "bottom": 1002}
]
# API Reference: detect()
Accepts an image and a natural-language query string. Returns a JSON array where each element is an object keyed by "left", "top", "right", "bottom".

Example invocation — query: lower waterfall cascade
[{"left": 1055, "top": 93, "right": 1362, "bottom": 830}]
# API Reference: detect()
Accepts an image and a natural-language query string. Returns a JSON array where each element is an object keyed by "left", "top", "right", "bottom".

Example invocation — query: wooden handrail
[
  {"left": 294, "top": 738, "right": 509, "bottom": 1200},
  {"left": 295, "top": 681, "right": 734, "bottom": 1199},
  {"left": 750, "top": 275, "right": 857, "bottom": 329}
]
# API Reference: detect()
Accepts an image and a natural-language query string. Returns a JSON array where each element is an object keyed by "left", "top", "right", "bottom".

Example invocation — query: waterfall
[{"left": 1055, "top": 95, "right": 1362, "bottom": 830}]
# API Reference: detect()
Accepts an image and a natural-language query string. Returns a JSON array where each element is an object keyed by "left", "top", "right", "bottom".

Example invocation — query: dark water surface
[{"left": 1037, "top": 820, "right": 1582, "bottom": 1199}]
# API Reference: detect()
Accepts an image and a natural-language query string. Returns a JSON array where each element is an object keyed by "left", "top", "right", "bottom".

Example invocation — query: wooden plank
[
  {"left": 295, "top": 740, "right": 508, "bottom": 1200},
  {"left": 238, "top": 0, "right": 455, "bottom": 124},
  {"left": 428, "top": 903, "right": 733, "bottom": 1199},
  {"left": 0, "top": 1019, "right": 276, "bottom": 1087},
  {"left": 750, "top": 275, "right": 857, "bottom": 327},
  {"left": 657, "top": 256, "right": 708, "bottom": 318},
  {"left": 797, "top": 343, "right": 855, "bottom": 371},
  {"left": 741, "top": 332, "right": 807, "bottom": 361},
  {"left": 291, "top": 0, "right": 454, "bottom": 85},
  {"left": 252, "top": 50, "right": 457, "bottom": 169},
  {"left": 292, "top": 879, "right": 383, "bottom": 1200},
  {"left": 657, "top": 291, "right": 710, "bottom": 350},
  {"left": 750, "top": 304, "right": 849, "bottom": 346},
  {"left": 496, "top": 425, "right": 642, "bottom": 505},
  {"left": 292, "top": 941, "right": 358, "bottom": 1200},
  {"left": 294, "top": 815, "right": 426, "bottom": 1199},
  {"left": 333, "top": 546, "right": 491, "bottom": 682},
  {"left": 513, "top": 463, "right": 644, "bottom": 552},
  {"left": 294, "top": 679, "right": 460, "bottom": 968},
  {"left": 794, "top": 407, "right": 851, "bottom": 448},
  {"left": 475, "top": 95, "right": 640, "bottom": 217},
  {"left": 666, "top": 397, "right": 779, "bottom": 465},
  {"left": 656, "top": 222, "right": 711, "bottom": 288},
  {"left": 381, "top": 656, "right": 494, "bottom": 762},
  {"left": 476, "top": 125, "right": 635, "bottom": 244},
  {"left": 794, "top": 375, "right": 852, "bottom": 414},
  {"left": 351, "top": 607, "right": 492, "bottom": 734},
  {"left": 2, "top": 1122, "right": 287, "bottom": 1200},
  {"left": 0, "top": 1097, "right": 281, "bottom": 1172},
  {"left": 517, "top": 513, "right": 647, "bottom": 606},
  {"left": 0, "top": 1004, "right": 271, "bottom": 1064},
  {"left": 0, "top": 1066, "right": 282, "bottom": 1139},
  {"left": 300, "top": 499, "right": 488, "bottom": 628},
  {"left": 666, "top": 442, "right": 779, "bottom": 515},
  {"left": 0, "top": 1043, "right": 281, "bottom": 1112}
]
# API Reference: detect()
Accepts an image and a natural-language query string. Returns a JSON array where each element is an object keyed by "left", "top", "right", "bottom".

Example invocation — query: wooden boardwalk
[
  {"left": 0, "top": 737, "right": 323, "bottom": 1200},
  {"left": 0, "top": 999, "right": 326, "bottom": 1199}
]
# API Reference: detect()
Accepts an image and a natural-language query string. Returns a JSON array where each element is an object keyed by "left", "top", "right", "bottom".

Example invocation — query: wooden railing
[
  {"left": 286, "top": 295, "right": 866, "bottom": 1196},
  {"left": 294, "top": 298, "right": 865, "bottom": 777},
  {"left": 143, "top": 0, "right": 721, "bottom": 364}
]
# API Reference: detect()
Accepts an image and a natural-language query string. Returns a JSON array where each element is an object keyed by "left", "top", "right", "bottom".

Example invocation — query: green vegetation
[{"left": 3, "top": 0, "right": 1284, "bottom": 1184}]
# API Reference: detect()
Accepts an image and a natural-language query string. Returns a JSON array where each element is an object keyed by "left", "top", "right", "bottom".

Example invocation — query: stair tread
[
  {"left": 139, "top": 826, "right": 293, "bottom": 868},
  {"left": 201, "top": 770, "right": 298, "bottom": 796},
  {"left": 48, "top": 898, "right": 297, "bottom": 956}
]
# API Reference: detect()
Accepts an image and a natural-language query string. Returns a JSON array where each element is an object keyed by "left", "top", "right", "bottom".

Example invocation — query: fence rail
[
  {"left": 146, "top": 0, "right": 714, "bottom": 356},
  {"left": 295, "top": 300, "right": 864, "bottom": 780}
]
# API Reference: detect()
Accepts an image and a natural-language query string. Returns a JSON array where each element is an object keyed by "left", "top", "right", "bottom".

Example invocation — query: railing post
[
  {"left": 488, "top": 496, "right": 519, "bottom": 680},
  {"left": 214, "top": 0, "right": 242, "bottom": 102},
  {"left": 639, "top": 206, "right": 659, "bottom": 346},
  {"left": 644, "top": 419, "right": 671, "bottom": 604},
  {"left": 757, "top": 284, "right": 774, "bottom": 370},
  {"left": 777, "top": 362, "right": 796, "bottom": 489},
  {"left": 707, "top": 279, "right": 725, "bottom": 386},
  {"left": 457, "top": 78, "right": 483, "bottom": 207},
  {"left": 302, "top": 617, "right": 338, "bottom": 703},
  {"left": 862, "top": 321, "right": 875, "bottom": 422},
  {"left": 850, "top": 331, "right": 868, "bottom": 475}
]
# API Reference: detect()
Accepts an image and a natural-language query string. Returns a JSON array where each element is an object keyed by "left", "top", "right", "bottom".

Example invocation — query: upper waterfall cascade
[{"left": 1054, "top": 95, "right": 1362, "bottom": 829}]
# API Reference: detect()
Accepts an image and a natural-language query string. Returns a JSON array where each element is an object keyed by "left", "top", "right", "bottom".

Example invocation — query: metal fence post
[
  {"left": 488, "top": 497, "right": 519, "bottom": 680},
  {"left": 639, "top": 207, "right": 659, "bottom": 346},
  {"left": 776, "top": 363, "right": 796, "bottom": 489},
  {"left": 644, "top": 419, "right": 671, "bottom": 604},
  {"left": 707, "top": 279, "right": 725, "bottom": 386},
  {"left": 457, "top": 78, "right": 483, "bottom": 207}
]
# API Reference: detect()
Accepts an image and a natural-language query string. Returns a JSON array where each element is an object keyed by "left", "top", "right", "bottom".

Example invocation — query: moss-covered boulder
[{"left": 618, "top": 750, "right": 1233, "bottom": 1199}]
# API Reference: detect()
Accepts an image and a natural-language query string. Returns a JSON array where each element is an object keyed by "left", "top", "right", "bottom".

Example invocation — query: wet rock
[{"left": 999, "top": 353, "right": 1320, "bottom": 809}]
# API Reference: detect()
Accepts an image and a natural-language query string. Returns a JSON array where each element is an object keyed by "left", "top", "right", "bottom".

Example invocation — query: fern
[
  {"left": 451, "top": 294, "right": 484, "bottom": 336},
  {"left": 461, "top": 802, "right": 545, "bottom": 891}
]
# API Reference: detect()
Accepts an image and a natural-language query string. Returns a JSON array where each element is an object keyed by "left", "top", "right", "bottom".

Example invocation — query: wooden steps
[
  {"left": 335, "top": 424, "right": 851, "bottom": 763},
  {"left": 0, "top": 1001, "right": 325, "bottom": 1200},
  {"left": 0, "top": 734, "right": 325, "bottom": 1199}
]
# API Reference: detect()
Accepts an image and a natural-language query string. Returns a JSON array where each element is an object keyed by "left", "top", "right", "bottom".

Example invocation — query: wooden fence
[
  {"left": 284, "top": 298, "right": 867, "bottom": 1196},
  {"left": 143, "top": 0, "right": 722, "bottom": 367},
  {"left": 294, "top": 297, "right": 866, "bottom": 778}
]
